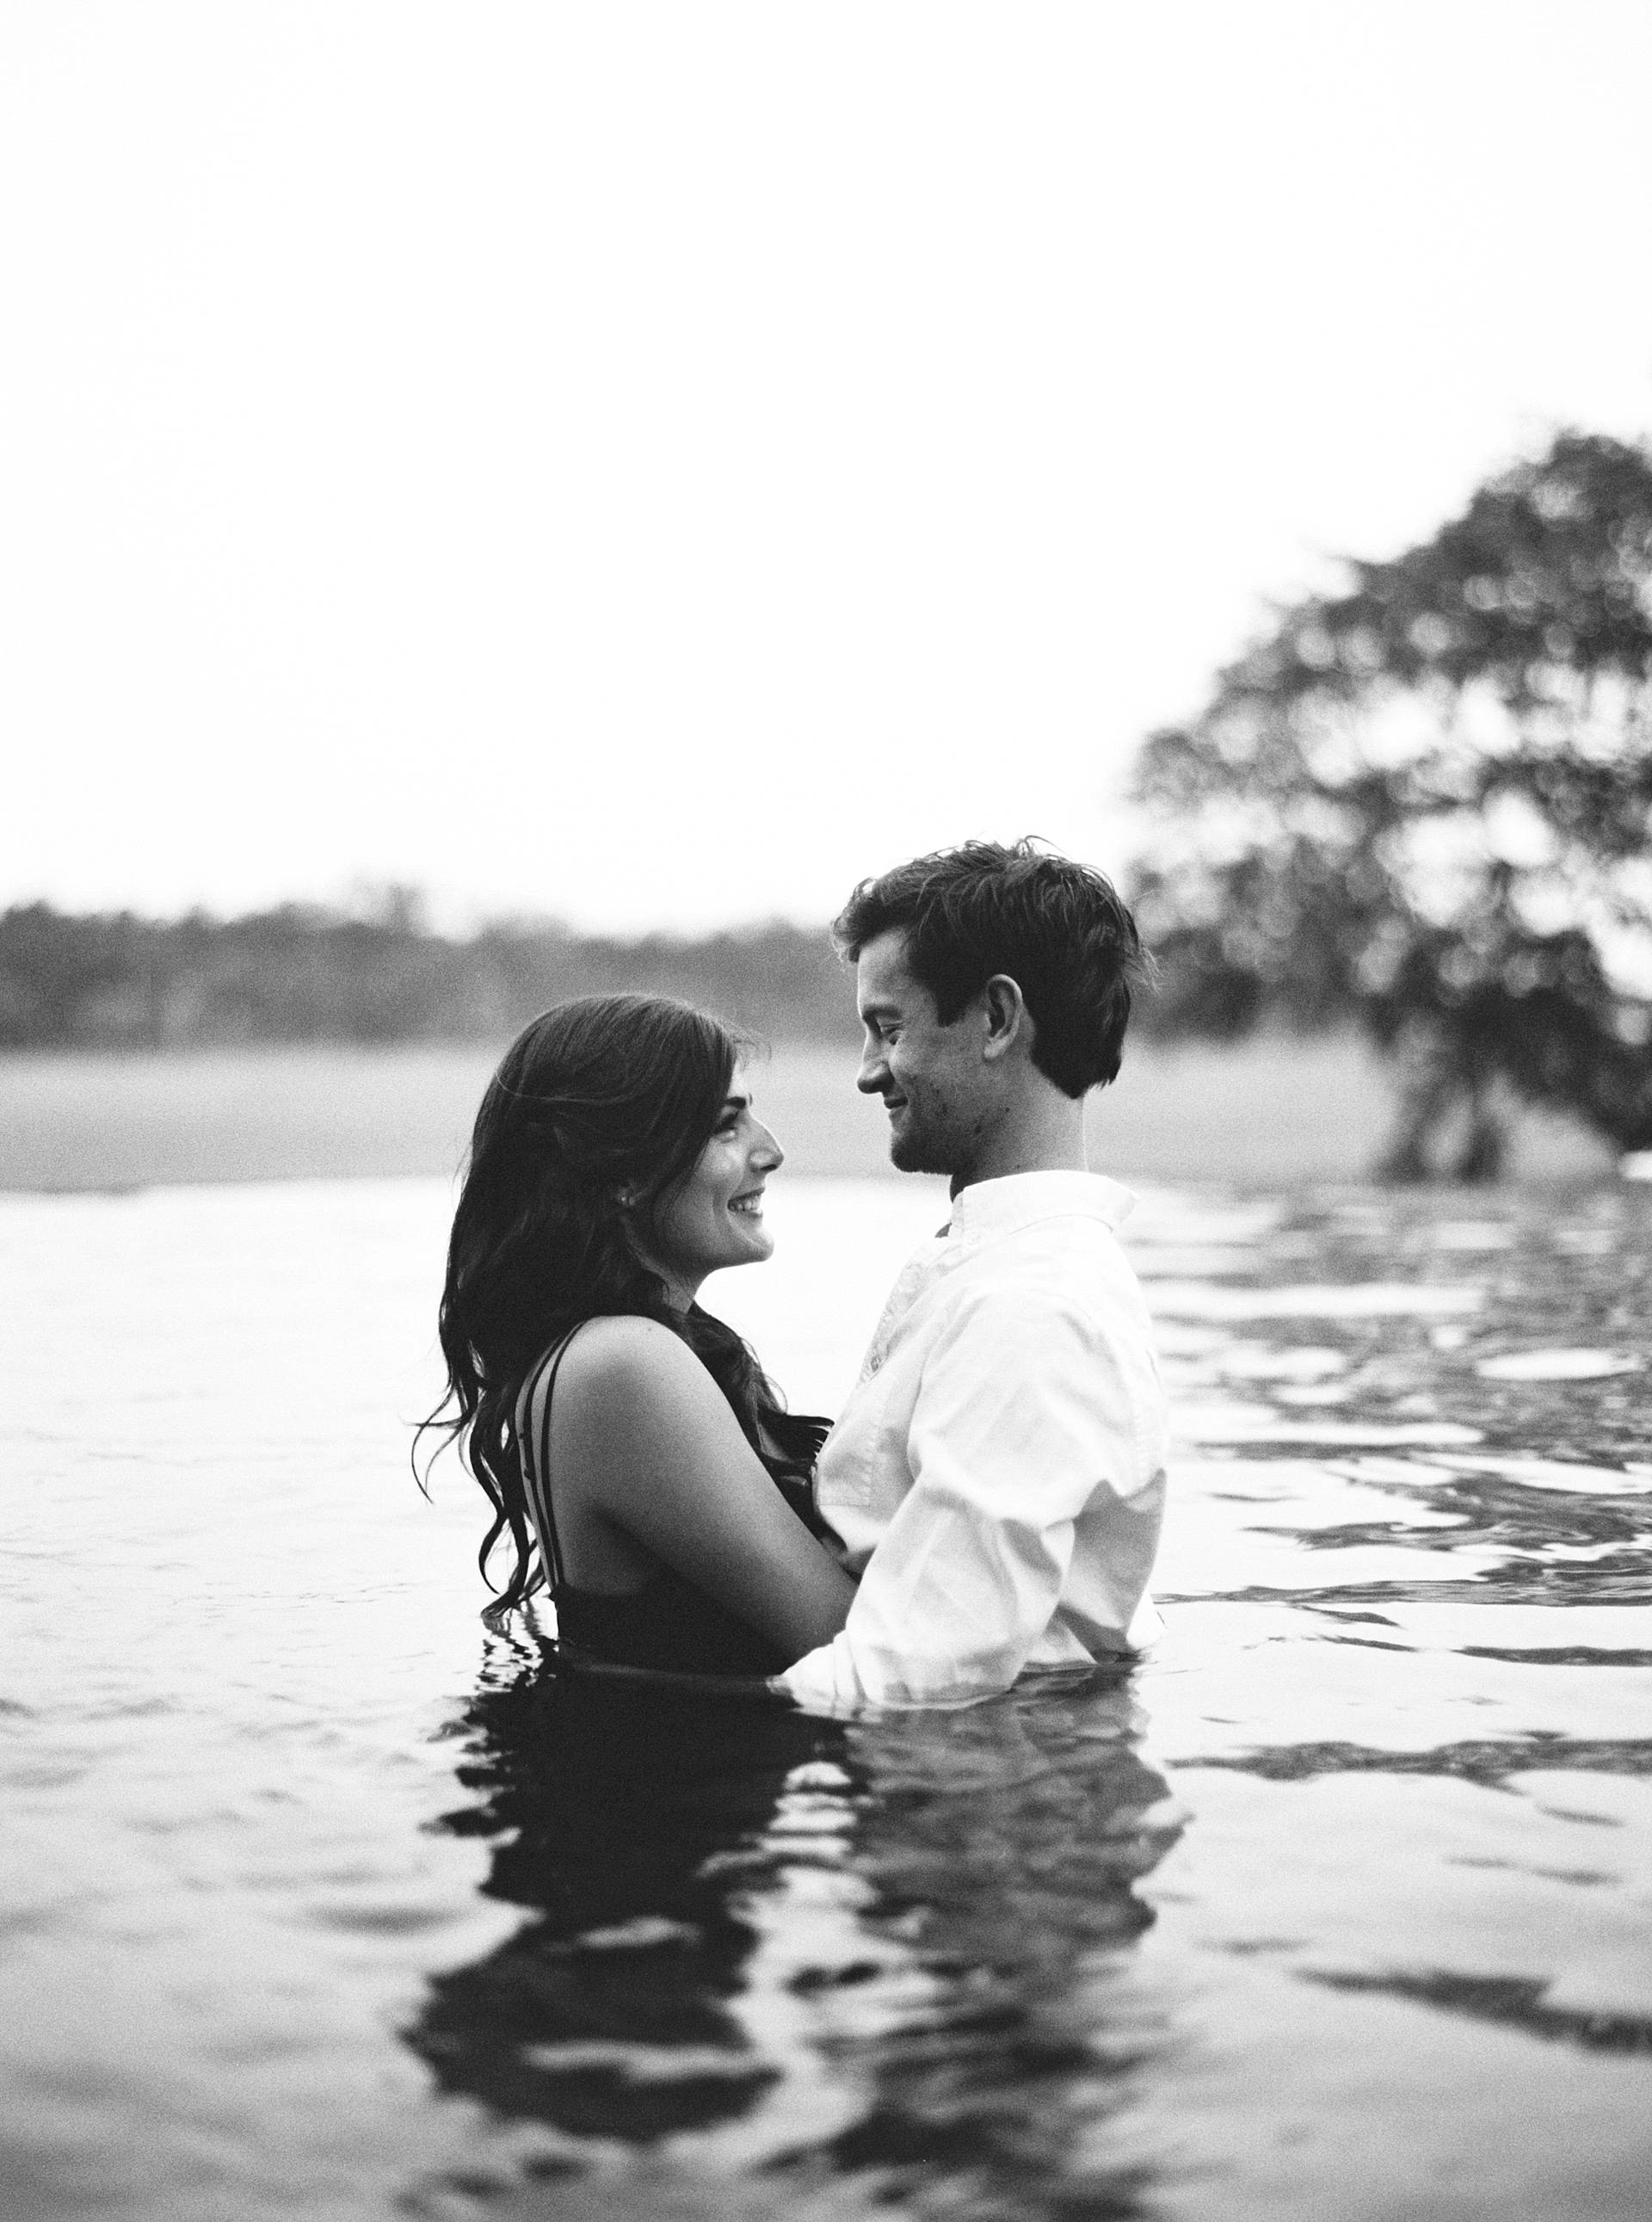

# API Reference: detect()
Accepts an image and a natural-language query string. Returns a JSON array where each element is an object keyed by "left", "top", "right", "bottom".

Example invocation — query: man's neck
[{"left": 948, "top": 1098, "right": 1089, "bottom": 1199}]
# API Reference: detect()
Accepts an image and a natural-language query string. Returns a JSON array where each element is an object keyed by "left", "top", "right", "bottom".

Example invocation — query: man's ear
[{"left": 980, "top": 974, "right": 1029, "bottom": 1063}]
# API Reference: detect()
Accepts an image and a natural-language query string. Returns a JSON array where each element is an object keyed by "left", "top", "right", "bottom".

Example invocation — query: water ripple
[{"left": 5, "top": 1174, "right": 1650, "bottom": 2219}]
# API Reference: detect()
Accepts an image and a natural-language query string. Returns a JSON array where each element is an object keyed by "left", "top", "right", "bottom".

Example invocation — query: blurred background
[{"left": 4, "top": 0, "right": 1650, "bottom": 1191}]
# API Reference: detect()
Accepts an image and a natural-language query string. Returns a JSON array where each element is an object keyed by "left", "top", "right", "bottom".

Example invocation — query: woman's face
[{"left": 642, "top": 1082, "right": 784, "bottom": 1304}]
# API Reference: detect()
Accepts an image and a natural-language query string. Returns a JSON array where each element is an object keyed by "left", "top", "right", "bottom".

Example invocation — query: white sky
[{"left": 4, "top": 2, "right": 1651, "bottom": 934}]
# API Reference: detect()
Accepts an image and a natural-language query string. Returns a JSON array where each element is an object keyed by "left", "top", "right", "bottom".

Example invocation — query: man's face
[{"left": 854, "top": 930, "right": 989, "bottom": 1176}]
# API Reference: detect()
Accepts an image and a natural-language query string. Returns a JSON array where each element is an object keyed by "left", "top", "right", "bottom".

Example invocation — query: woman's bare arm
[{"left": 546, "top": 1317, "right": 855, "bottom": 1661}]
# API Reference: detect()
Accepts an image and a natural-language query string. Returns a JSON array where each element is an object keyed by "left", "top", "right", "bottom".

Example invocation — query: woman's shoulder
[
  {"left": 543, "top": 1314, "right": 749, "bottom": 1495},
  {"left": 551, "top": 1313, "right": 709, "bottom": 1404}
]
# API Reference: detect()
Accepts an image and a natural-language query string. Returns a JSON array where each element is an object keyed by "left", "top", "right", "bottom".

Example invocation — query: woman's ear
[{"left": 980, "top": 974, "right": 1029, "bottom": 1063}]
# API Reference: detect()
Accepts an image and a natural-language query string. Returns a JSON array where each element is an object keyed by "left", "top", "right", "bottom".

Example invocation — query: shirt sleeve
[{"left": 777, "top": 1284, "right": 1150, "bottom": 1713}]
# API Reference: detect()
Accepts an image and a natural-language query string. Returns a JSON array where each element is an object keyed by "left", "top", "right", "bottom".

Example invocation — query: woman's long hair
[{"left": 422, "top": 994, "right": 812, "bottom": 1615}]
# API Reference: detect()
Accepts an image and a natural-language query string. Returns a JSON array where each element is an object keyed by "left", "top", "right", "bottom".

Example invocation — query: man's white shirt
[{"left": 778, "top": 1169, "right": 1168, "bottom": 1713}]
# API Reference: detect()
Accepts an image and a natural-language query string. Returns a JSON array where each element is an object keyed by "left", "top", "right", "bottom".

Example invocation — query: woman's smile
[{"left": 644, "top": 1088, "right": 784, "bottom": 1301}]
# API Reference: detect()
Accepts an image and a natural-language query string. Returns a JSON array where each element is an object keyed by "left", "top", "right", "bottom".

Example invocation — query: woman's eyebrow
[{"left": 724, "top": 1091, "right": 751, "bottom": 1113}]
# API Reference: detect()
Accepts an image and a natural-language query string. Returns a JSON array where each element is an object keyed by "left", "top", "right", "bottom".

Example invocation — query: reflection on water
[
  {"left": 406, "top": 1654, "right": 1180, "bottom": 2213},
  {"left": 773, "top": 1680, "right": 1179, "bottom": 2215},
  {"left": 1303, "top": 1966, "right": 1652, "bottom": 2058},
  {"left": 410, "top": 1662, "right": 848, "bottom": 2148},
  {"left": 3, "top": 1173, "right": 1650, "bottom": 2219}
]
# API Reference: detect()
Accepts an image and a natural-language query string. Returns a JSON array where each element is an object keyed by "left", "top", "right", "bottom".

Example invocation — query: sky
[{"left": 4, "top": 2, "right": 1651, "bottom": 935}]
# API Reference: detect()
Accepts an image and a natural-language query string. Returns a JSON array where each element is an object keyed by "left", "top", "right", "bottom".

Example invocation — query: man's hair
[{"left": 833, "top": 838, "right": 1150, "bottom": 1097}]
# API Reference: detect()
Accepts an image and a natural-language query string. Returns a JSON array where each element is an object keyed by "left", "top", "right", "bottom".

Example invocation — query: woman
[{"left": 428, "top": 993, "right": 855, "bottom": 1676}]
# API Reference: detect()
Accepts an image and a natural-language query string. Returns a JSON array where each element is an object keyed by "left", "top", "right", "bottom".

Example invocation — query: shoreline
[{"left": 0, "top": 1037, "right": 1613, "bottom": 1194}]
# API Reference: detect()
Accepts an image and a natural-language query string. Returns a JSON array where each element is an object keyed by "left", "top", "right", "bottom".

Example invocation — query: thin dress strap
[{"left": 514, "top": 1324, "right": 586, "bottom": 1595}]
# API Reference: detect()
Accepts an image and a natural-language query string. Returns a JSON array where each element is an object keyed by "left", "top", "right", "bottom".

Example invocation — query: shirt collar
[{"left": 946, "top": 1169, "right": 1137, "bottom": 1244}]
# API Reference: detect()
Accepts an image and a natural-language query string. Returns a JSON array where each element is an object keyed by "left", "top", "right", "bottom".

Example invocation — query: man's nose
[{"left": 857, "top": 1039, "right": 889, "bottom": 1094}]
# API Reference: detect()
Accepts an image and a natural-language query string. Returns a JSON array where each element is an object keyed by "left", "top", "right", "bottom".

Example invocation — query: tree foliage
[
  {"left": 1130, "top": 431, "right": 1652, "bottom": 1177},
  {"left": 0, "top": 901, "right": 855, "bottom": 1050}
]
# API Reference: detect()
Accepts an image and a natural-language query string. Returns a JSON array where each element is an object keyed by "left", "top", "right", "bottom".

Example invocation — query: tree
[{"left": 1129, "top": 430, "right": 1652, "bottom": 1179}]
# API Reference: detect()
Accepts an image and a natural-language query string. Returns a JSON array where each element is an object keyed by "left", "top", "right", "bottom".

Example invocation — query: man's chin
[{"left": 889, "top": 1128, "right": 950, "bottom": 1176}]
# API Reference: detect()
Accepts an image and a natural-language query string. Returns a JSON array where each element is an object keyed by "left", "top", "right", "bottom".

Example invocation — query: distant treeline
[{"left": 0, "top": 900, "right": 861, "bottom": 1049}]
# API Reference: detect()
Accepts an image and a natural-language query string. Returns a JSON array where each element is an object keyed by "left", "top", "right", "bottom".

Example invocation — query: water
[{"left": 3, "top": 1175, "right": 1649, "bottom": 2219}]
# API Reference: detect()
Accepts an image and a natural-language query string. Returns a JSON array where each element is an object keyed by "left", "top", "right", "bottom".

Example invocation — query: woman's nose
[{"left": 750, "top": 1120, "right": 784, "bottom": 1172}]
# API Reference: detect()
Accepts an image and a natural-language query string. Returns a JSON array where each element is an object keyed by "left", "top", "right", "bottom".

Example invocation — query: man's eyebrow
[{"left": 859, "top": 997, "right": 902, "bottom": 1019}]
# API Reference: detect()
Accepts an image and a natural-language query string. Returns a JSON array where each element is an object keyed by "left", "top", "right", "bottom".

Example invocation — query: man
[{"left": 776, "top": 839, "right": 1168, "bottom": 1712}]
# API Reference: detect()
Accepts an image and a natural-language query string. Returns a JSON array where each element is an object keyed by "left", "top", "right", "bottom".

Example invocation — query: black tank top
[{"left": 515, "top": 1325, "right": 831, "bottom": 1678}]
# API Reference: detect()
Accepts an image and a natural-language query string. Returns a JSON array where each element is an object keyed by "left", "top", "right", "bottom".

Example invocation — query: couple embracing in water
[{"left": 432, "top": 840, "right": 1167, "bottom": 1713}]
